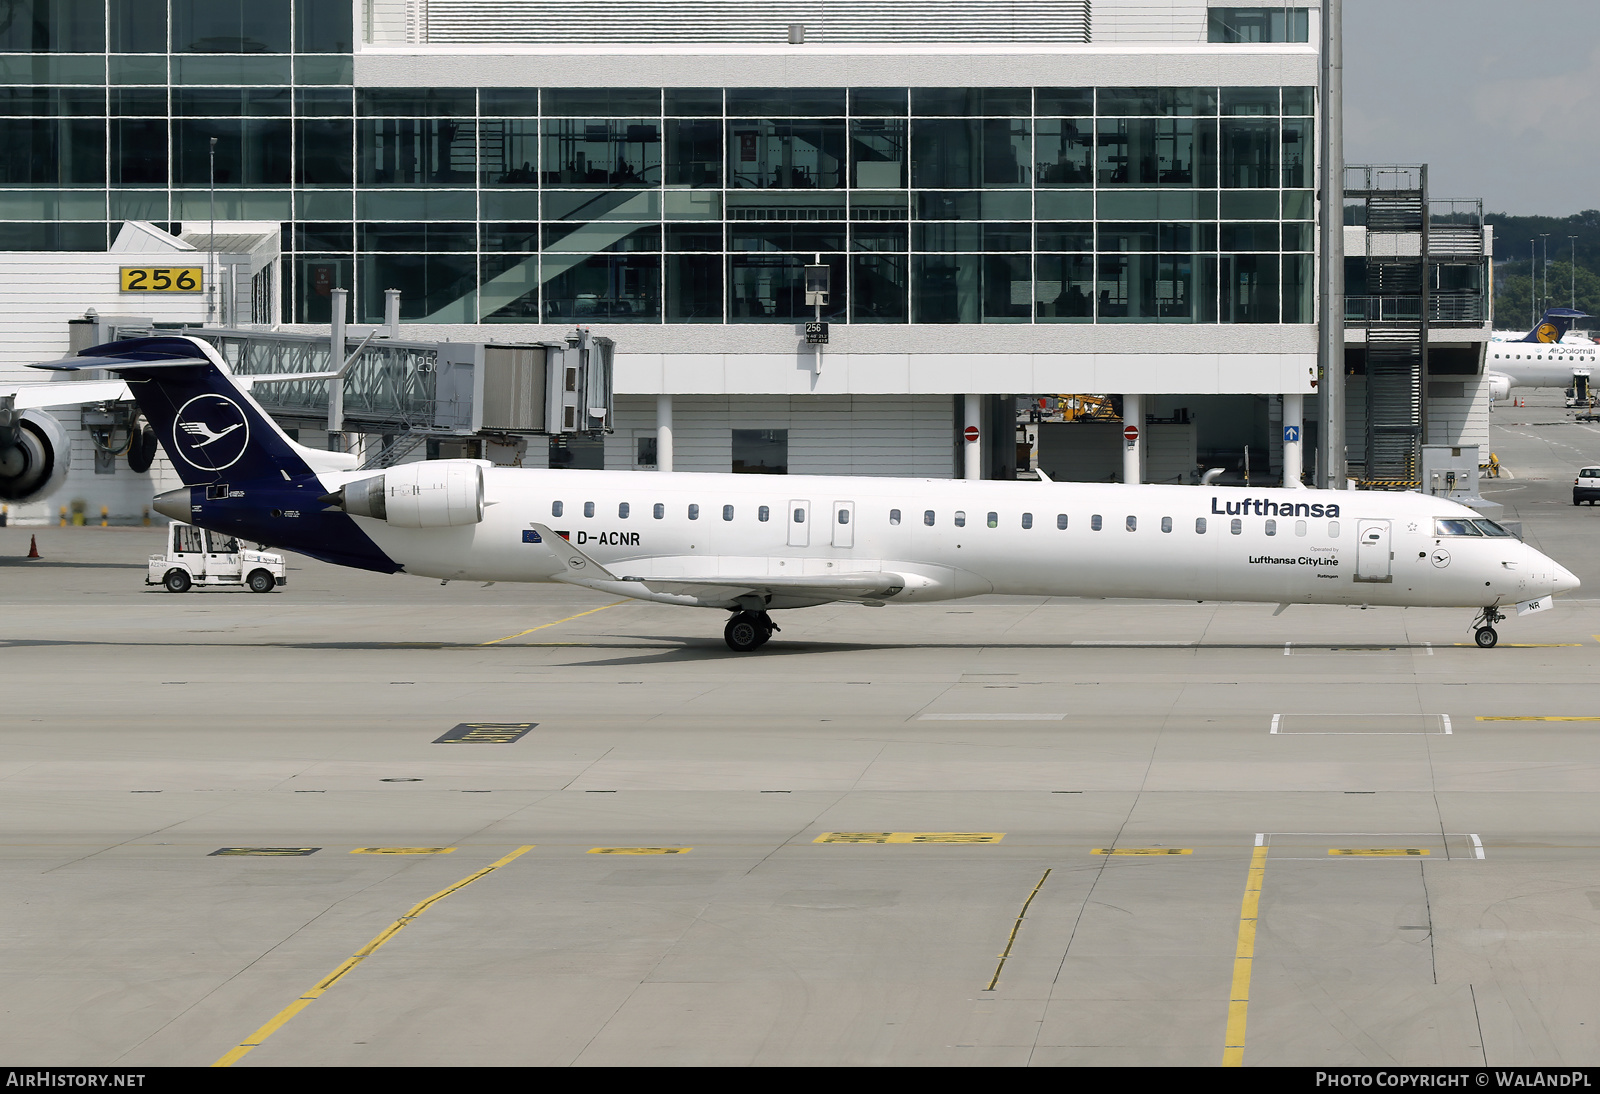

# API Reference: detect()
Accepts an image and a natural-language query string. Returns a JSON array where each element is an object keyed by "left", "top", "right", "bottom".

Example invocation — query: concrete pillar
[
  {"left": 963, "top": 394, "right": 982, "bottom": 480},
  {"left": 1122, "top": 393, "right": 1143, "bottom": 485},
  {"left": 327, "top": 287, "right": 347, "bottom": 448},
  {"left": 656, "top": 394, "right": 673, "bottom": 472},
  {"left": 383, "top": 288, "right": 401, "bottom": 338},
  {"left": 1282, "top": 393, "right": 1305, "bottom": 487}
]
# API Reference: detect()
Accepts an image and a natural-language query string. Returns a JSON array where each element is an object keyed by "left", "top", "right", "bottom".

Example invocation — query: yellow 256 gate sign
[{"left": 120, "top": 266, "right": 203, "bottom": 292}]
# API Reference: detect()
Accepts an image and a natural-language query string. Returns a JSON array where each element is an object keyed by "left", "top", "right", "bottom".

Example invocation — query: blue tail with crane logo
[
  {"left": 1519, "top": 307, "right": 1590, "bottom": 344},
  {"left": 31, "top": 335, "right": 401, "bottom": 573}
]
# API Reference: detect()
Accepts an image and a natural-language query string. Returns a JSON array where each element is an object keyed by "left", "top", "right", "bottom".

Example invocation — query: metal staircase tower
[{"left": 1349, "top": 165, "right": 1428, "bottom": 488}]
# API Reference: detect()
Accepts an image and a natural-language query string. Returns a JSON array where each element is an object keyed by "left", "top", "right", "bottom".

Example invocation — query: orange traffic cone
[{"left": 26, "top": 535, "right": 40, "bottom": 560}]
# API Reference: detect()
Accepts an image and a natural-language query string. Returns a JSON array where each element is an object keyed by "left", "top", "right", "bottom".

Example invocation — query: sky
[{"left": 1343, "top": 0, "right": 1600, "bottom": 215}]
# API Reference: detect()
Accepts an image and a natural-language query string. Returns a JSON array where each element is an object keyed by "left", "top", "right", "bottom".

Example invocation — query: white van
[{"left": 148, "top": 522, "right": 287, "bottom": 593}]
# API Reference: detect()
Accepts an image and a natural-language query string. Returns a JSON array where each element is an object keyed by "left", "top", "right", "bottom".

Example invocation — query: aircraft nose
[{"left": 1553, "top": 561, "right": 1581, "bottom": 595}]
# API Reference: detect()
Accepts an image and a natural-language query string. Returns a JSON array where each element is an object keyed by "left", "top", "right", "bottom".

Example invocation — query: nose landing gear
[
  {"left": 724, "top": 610, "right": 779, "bottom": 652},
  {"left": 1472, "top": 605, "right": 1506, "bottom": 648}
]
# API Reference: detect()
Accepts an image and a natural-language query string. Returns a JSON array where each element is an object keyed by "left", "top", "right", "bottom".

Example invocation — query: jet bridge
[{"left": 98, "top": 321, "right": 613, "bottom": 468}]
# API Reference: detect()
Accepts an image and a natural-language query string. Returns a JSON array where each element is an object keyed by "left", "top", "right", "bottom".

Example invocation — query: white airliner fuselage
[
  {"left": 310, "top": 466, "right": 1575, "bottom": 619},
  {"left": 1486, "top": 339, "right": 1598, "bottom": 392}
]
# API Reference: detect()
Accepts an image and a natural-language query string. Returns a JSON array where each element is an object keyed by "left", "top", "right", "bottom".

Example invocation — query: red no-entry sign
[
  {"left": 964, "top": 426, "right": 980, "bottom": 443},
  {"left": 1123, "top": 424, "right": 1140, "bottom": 443}
]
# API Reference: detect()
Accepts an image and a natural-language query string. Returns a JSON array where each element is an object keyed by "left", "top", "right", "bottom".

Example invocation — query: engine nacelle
[
  {"left": 1486, "top": 373, "right": 1511, "bottom": 401},
  {"left": 326, "top": 460, "right": 485, "bottom": 528},
  {"left": 0, "top": 408, "right": 71, "bottom": 503}
]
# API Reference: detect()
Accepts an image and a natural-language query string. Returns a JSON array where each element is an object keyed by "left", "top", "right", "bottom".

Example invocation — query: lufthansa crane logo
[
  {"left": 1535, "top": 322, "right": 1559, "bottom": 343},
  {"left": 172, "top": 394, "right": 250, "bottom": 471}
]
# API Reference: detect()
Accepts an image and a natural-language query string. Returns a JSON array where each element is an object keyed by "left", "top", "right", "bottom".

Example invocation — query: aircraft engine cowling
[
  {"left": 1486, "top": 373, "right": 1511, "bottom": 401},
  {"left": 325, "top": 460, "right": 485, "bottom": 528},
  {"left": 0, "top": 408, "right": 70, "bottom": 503}
]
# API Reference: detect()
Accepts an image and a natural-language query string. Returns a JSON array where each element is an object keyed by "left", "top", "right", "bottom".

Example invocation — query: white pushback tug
[{"left": 37, "top": 336, "right": 1579, "bottom": 652}]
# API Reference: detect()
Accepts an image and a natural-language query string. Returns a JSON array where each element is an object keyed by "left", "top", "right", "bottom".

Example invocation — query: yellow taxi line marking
[
  {"left": 587, "top": 847, "right": 690, "bottom": 854},
  {"left": 814, "top": 832, "right": 1005, "bottom": 844},
  {"left": 1223, "top": 835, "right": 1267, "bottom": 1067},
  {"left": 1476, "top": 716, "right": 1600, "bottom": 721},
  {"left": 1329, "top": 848, "right": 1429, "bottom": 856},
  {"left": 212, "top": 844, "right": 534, "bottom": 1067},
  {"left": 984, "top": 868, "right": 1051, "bottom": 991},
  {"left": 478, "top": 600, "right": 629, "bottom": 646},
  {"left": 1093, "top": 848, "right": 1192, "bottom": 855},
  {"left": 349, "top": 847, "right": 456, "bottom": 855}
]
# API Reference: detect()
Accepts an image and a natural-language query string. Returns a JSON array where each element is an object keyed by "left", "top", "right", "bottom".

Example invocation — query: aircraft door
[
  {"left": 1354, "top": 520, "right": 1393, "bottom": 583},
  {"left": 831, "top": 501, "right": 855, "bottom": 548},
  {"left": 787, "top": 500, "right": 810, "bottom": 547}
]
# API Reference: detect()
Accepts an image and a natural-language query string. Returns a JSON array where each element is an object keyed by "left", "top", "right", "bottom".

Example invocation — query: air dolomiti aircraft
[{"left": 36, "top": 336, "right": 1579, "bottom": 651}]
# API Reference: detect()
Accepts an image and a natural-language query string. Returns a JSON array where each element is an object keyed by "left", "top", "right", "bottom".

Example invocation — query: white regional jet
[
  {"left": 35, "top": 335, "right": 1580, "bottom": 651},
  {"left": 1485, "top": 308, "right": 1595, "bottom": 399}
]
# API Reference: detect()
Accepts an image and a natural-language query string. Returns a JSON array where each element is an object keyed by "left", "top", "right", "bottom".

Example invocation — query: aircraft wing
[
  {"left": 526, "top": 524, "right": 906, "bottom": 607},
  {"left": 2, "top": 380, "right": 131, "bottom": 410}
]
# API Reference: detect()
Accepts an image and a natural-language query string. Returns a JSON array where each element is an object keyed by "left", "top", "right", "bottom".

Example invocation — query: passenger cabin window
[
  {"left": 1434, "top": 518, "right": 1482, "bottom": 537},
  {"left": 1091, "top": 514, "right": 1102, "bottom": 531},
  {"left": 688, "top": 504, "right": 700, "bottom": 520},
  {"left": 986, "top": 512, "right": 998, "bottom": 528},
  {"left": 890, "top": 509, "right": 901, "bottom": 525},
  {"left": 723, "top": 505, "right": 734, "bottom": 521},
  {"left": 1125, "top": 516, "right": 1136, "bottom": 531},
  {"left": 1196, "top": 517, "right": 1207, "bottom": 533},
  {"left": 837, "top": 508, "right": 849, "bottom": 524},
  {"left": 1230, "top": 518, "right": 1242, "bottom": 535},
  {"left": 1265, "top": 519, "right": 1276, "bottom": 536},
  {"left": 1161, "top": 517, "right": 1172, "bottom": 533},
  {"left": 794, "top": 507, "right": 805, "bottom": 523},
  {"left": 759, "top": 506, "right": 770, "bottom": 522},
  {"left": 1295, "top": 520, "right": 1306, "bottom": 536},
  {"left": 1328, "top": 520, "right": 1340, "bottom": 537},
  {"left": 924, "top": 510, "right": 935, "bottom": 526},
  {"left": 618, "top": 502, "right": 629, "bottom": 519},
  {"left": 551, "top": 501, "right": 563, "bottom": 517},
  {"left": 954, "top": 511, "right": 966, "bottom": 528},
  {"left": 1022, "top": 512, "right": 1033, "bottom": 529},
  {"left": 583, "top": 501, "right": 595, "bottom": 518},
  {"left": 654, "top": 503, "right": 664, "bottom": 519},
  {"left": 1056, "top": 514, "right": 1068, "bottom": 530}
]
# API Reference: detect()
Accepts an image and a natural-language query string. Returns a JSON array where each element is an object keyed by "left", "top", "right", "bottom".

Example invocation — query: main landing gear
[
  {"left": 724, "top": 610, "right": 779, "bottom": 653},
  {"left": 1472, "top": 605, "right": 1506, "bottom": 649}
]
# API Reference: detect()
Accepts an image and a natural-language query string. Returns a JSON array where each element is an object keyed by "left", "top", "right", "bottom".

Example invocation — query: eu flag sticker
[{"left": 522, "top": 529, "right": 542, "bottom": 543}]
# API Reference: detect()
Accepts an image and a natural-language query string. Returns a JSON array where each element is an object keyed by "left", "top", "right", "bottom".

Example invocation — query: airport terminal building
[{"left": 0, "top": 1, "right": 1491, "bottom": 518}]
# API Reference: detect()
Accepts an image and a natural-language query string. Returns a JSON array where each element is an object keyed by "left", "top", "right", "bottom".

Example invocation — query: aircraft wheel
[
  {"left": 163, "top": 569, "right": 191, "bottom": 594},
  {"left": 1474, "top": 626, "right": 1498, "bottom": 649},
  {"left": 247, "top": 569, "right": 275, "bottom": 594},
  {"left": 724, "top": 613, "right": 764, "bottom": 653}
]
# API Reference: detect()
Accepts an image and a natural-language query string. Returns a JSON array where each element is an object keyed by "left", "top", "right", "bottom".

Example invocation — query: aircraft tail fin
[
  {"left": 30, "top": 335, "right": 355, "bottom": 487},
  {"left": 1519, "top": 307, "right": 1590, "bottom": 344}
]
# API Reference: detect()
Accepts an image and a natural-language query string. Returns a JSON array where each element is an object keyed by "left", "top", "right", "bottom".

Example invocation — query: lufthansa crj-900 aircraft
[{"left": 35, "top": 336, "right": 1579, "bottom": 651}]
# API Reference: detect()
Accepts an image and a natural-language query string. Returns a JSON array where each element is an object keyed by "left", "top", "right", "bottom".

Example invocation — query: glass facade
[{"left": 0, "top": 4, "right": 1314, "bottom": 325}]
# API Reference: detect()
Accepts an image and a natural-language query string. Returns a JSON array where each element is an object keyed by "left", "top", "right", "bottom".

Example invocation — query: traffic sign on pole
[
  {"left": 1123, "top": 424, "right": 1140, "bottom": 443},
  {"left": 964, "top": 426, "right": 980, "bottom": 443},
  {"left": 1284, "top": 425, "right": 1300, "bottom": 443}
]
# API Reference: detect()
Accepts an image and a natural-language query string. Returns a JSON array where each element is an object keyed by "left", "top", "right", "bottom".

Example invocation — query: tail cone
[{"left": 26, "top": 534, "right": 39, "bottom": 559}]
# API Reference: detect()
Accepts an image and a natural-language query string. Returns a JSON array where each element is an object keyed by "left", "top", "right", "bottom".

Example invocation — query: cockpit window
[
  {"left": 1434, "top": 518, "right": 1482, "bottom": 537},
  {"left": 1472, "top": 519, "right": 1514, "bottom": 537}
]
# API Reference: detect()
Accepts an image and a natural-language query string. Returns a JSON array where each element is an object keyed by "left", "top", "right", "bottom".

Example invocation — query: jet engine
[
  {"left": 1486, "top": 374, "right": 1511, "bottom": 401},
  {"left": 322, "top": 460, "right": 485, "bottom": 528},
  {"left": 0, "top": 402, "right": 71, "bottom": 503}
]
